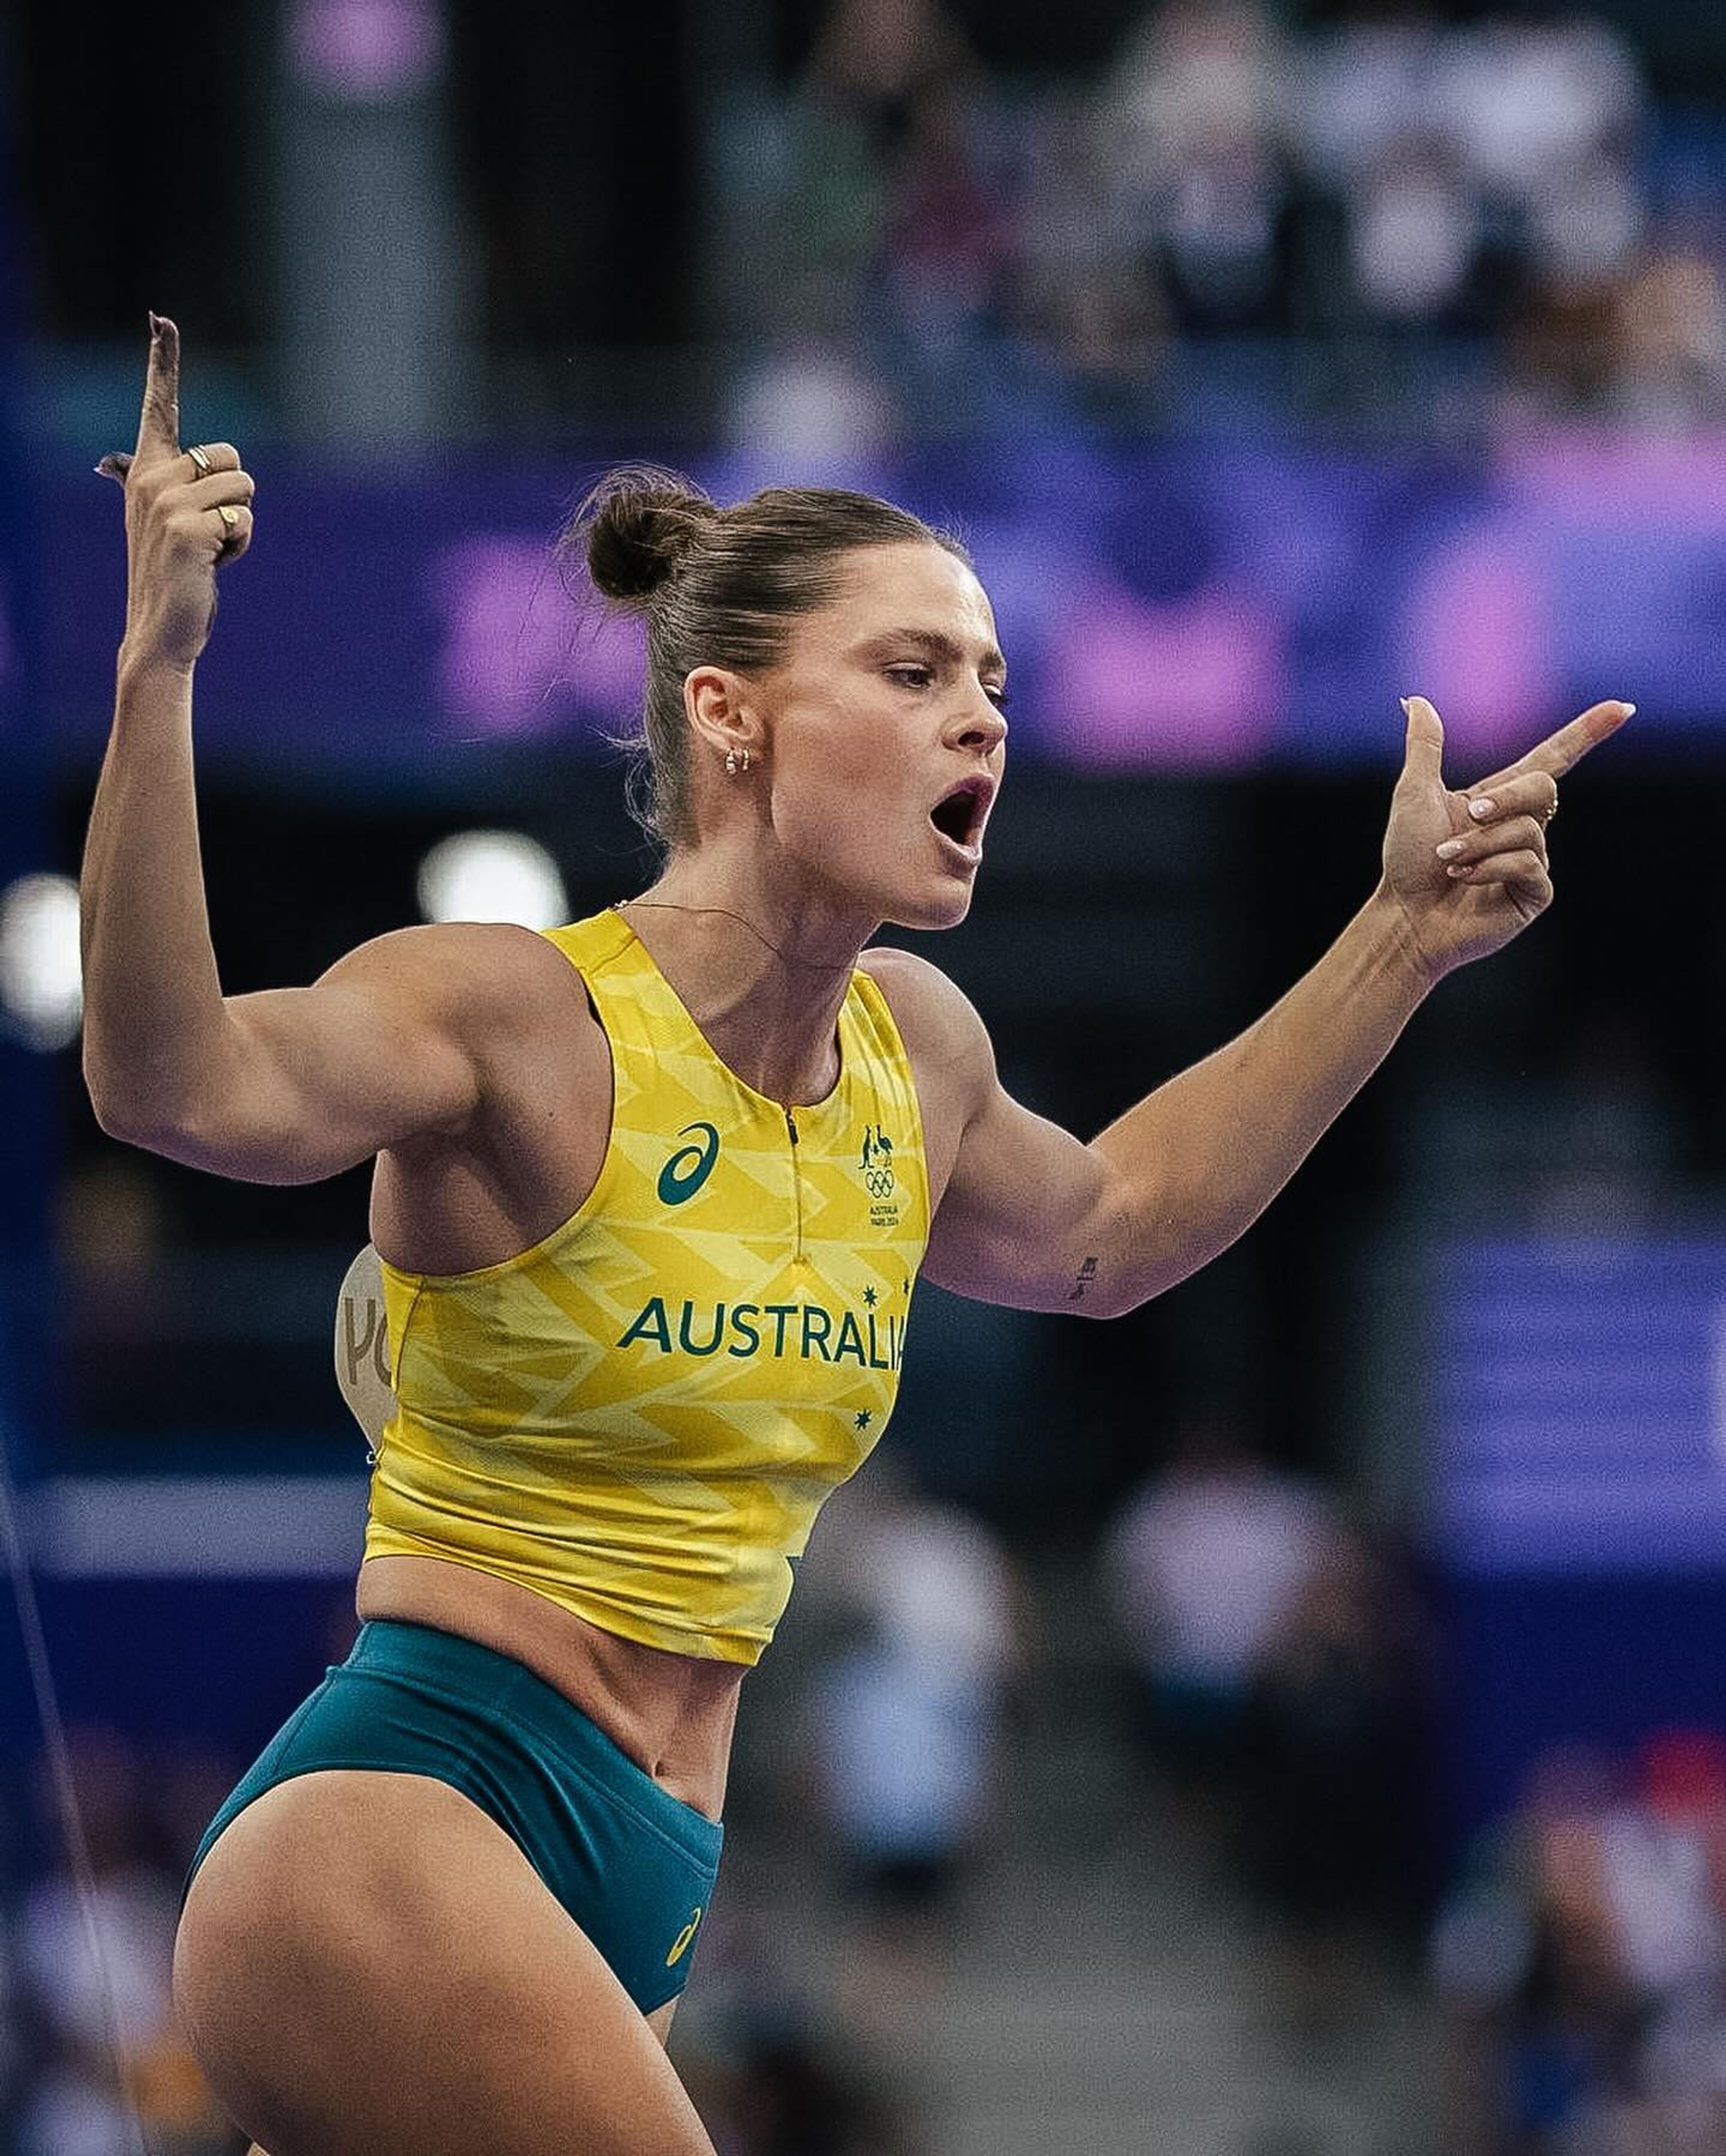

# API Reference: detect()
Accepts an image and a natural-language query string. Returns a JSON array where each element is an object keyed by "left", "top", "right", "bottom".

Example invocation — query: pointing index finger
[
  {"left": 1475, "top": 700, "right": 1635, "bottom": 793},
  {"left": 133, "top": 312, "right": 181, "bottom": 464}
]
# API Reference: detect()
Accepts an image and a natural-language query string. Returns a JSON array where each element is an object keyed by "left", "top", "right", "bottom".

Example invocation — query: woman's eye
[
  {"left": 985, "top": 686, "right": 1010, "bottom": 711},
  {"left": 887, "top": 666, "right": 933, "bottom": 689}
]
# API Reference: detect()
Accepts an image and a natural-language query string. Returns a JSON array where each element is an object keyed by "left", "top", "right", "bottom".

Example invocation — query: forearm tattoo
[{"left": 1068, "top": 1255, "right": 1099, "bottom": 1304}]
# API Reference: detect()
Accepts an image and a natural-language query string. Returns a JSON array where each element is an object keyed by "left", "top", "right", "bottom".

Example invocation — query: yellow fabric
[{"left": 364, "top": 909, "right": 930, "bottom": 1664}]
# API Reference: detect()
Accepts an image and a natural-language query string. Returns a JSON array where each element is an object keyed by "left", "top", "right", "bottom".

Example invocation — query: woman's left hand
[{"left": 1378, "top": 693, "right": 1633, "bottom": 983}]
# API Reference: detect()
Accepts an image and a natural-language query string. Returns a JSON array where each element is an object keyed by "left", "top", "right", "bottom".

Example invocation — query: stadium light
[
  {"left": 0, "top": 873, "right": 83, "bottom": 1051},
  {"left": 416, "top": 831, "right": 568, "bottom": 929}
]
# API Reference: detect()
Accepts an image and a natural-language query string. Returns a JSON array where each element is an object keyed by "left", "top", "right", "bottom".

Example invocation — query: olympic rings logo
[{"left": 865, "top": 1167, "right": 896, "bottom": 1198}]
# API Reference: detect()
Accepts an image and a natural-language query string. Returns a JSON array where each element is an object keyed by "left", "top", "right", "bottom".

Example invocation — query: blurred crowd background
[
  {"left": 4, "top": 1, "right": 1726, "bottom": 2151},
  {"left": 26, "top": 0, "right": 1726, "bottom": 442}
]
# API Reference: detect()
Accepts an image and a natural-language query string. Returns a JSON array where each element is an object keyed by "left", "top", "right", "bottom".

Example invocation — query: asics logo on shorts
[
  {"left": 665, "top": 1905, "right": 704, "bottom": 1967},
  {"left": 657, "top": 1123, "right": 721, "bottom": 1206}
]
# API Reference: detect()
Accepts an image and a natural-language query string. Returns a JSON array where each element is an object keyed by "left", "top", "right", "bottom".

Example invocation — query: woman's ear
[{"left": 685, "top": 665, "right": 762, "bottom": 772}]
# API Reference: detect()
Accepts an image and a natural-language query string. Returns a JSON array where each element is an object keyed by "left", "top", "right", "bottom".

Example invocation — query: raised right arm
[{"left": 81, "top": 317, "right": 495, "bottom": 1185}]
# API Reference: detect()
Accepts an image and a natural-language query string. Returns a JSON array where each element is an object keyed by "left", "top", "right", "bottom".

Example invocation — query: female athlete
[{"left": 83, "top": 317, "right": 1628, "bottom": 2156}]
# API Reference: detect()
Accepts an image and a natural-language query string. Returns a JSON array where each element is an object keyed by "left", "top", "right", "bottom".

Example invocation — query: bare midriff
[{"left": 354, "top": 1555, "right": 744, "bottom": 1823}]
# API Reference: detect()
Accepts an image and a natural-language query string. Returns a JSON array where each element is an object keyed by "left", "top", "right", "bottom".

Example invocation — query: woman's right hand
[{"left": 98, "top": 313, "right": 256, "bottom": 673}]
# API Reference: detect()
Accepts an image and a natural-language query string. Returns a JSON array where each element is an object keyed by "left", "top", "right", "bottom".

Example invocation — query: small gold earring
[
  {"left": 725, "top": 748, "right": 738, "bottom": 776},
  {"left": 740, "top": 747, "right": 752, "bottom": 773}
]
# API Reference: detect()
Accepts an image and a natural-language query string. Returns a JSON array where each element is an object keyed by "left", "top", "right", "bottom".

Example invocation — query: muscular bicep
[
  {"left": 220, "top": 965, "right": 476, "bottom": 1181},
  {"left": 923, "top": 1079, "right": 1120, "bottom": 1311},
  {"left": 120, "top": 925, "right": 519, "bottom": 1184},
  {"left": 865, "top": 947, "right": 1121, "bottom": 1313}
]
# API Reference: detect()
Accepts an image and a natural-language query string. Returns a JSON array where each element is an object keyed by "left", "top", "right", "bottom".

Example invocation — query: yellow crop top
[{"left": 363, "top": 908, "right": 931, "bottom": 1664}]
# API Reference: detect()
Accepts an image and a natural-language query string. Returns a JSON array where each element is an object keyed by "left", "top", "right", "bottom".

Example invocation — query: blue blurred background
[{"left": 5, "top": 2, "right": 1726, "bottom": 2150}]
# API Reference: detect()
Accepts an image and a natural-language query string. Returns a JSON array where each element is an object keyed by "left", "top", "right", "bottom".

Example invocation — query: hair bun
[{"left": 571, "top": 466, "right": 718, "bottom": 607}]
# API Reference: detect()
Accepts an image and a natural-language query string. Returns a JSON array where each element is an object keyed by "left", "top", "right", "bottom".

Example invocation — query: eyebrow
[{"left": 853, "top": 627, "right": 1008, "bottom": 680}]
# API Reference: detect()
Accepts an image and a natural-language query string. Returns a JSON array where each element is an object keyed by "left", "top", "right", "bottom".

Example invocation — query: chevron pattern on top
[{"left": 365, "top": 909, "right": 930, "bottom": 1665}]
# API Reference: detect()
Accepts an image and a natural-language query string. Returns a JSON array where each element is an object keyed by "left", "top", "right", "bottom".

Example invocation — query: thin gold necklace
[{"left": 625, "top": 898, "right": 857, "bottom": 978}]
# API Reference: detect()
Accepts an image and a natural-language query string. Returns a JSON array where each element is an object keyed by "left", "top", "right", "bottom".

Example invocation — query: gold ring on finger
[
  {"left": 187, "top": 445, "right": 214, "bottom": 477},
  {"left": 216, "top": 503, "right": 238, "bottom": 535}
]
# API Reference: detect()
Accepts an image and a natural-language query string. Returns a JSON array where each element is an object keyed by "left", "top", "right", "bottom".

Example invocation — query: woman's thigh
[{"left": 175, "top": 1769, "right": 716, "bottom": 2156}]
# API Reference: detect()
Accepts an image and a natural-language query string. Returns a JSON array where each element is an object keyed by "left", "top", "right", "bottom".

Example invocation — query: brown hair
[{"left": 562, "top": 466, "right": 969, "bottom": 845}]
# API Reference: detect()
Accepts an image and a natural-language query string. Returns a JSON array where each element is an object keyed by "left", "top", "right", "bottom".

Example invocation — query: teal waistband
[
  {"left": 345, "top": 1619, "right": 722, "bottom": 1865},
  {"left": 191, "top": 1619, "right": 724, "bottom": 2015}
]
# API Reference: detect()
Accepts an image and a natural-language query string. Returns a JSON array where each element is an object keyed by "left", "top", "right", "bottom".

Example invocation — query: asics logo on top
[{"left": 657, "top": 1122, "right": 721, "bottom": 1206}]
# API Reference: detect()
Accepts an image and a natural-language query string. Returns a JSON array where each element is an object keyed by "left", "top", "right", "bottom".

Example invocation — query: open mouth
[{"left": 930, "top": 775, "right": 995, "bottom": 850}]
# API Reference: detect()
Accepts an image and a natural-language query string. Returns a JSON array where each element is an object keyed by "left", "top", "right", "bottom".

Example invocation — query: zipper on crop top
[{"left": 786, "top": 1107, "right": 805, "bottom": 1262}]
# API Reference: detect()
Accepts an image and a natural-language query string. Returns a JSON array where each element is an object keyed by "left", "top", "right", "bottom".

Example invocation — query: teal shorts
[{"left": 189, "top": 1619, "right": 724, "bottom": 2016}]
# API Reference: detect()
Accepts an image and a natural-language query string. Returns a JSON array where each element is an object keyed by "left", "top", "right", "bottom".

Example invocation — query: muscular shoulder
[
  {"left": 856, "top": 945, "right": 996, "bottom": 1119},
  {"left": 326, "top": 920, "right": 604, "bottom": 1076},
  {"left": 327, "top": 920, "right": 580, "bottom": 1014},
  {"left": 364, "top": 923, "right": 611, "bottom": 1254}
]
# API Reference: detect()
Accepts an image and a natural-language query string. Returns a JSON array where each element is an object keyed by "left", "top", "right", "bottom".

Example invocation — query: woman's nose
[{"left": 953, "top": 693, "right": 1007, "bottom": 752}]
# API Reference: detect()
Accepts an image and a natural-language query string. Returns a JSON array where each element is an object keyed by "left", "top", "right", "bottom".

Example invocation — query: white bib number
[{"left": 335, "top": 1243, "right": 396, "bottom": 1453}]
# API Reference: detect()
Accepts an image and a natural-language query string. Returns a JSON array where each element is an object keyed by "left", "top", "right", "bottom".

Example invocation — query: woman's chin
[
  {"left": 885, "top": 882, "right": 977, "bottom": 934},
  {"left": 795, "top": 845, "right": 980, "bottom": 937}
]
